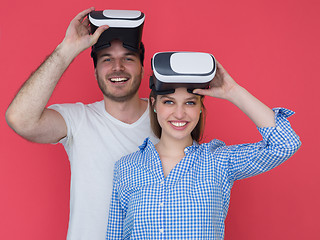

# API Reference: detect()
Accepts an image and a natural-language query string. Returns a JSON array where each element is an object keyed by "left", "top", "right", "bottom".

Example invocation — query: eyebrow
[
  {"left": 98, "top": 52, "right": 138, "bottom": 58},
  {"left": 124, "top": 52, "right": 139, "bottom": 57},
  {"left": 159, "top": 95, "right": 198, "bottom": 101}
]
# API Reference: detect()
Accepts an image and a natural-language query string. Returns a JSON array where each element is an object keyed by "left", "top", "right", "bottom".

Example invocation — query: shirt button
[
  {"left": 160, "top": 180, "right": 164, "bottom": 185},
  {"left": 159, "top": 229, "right": 164, "bottom": 234},
  {"left": 159, "top": 202, "right": 164, "bottom": 207},
  {"left": 276, "top": 126, "right": 282, "bottom": 131}
]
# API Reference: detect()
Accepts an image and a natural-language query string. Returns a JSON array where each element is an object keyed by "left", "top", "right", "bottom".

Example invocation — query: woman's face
[{"left": 153, "top": 87, "right": 202, "bottom": 142}]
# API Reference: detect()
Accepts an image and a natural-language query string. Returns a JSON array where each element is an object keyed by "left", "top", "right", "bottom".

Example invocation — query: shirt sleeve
[
  {"left": 106, "top": 161, "right": 125, "bottom": 239},
  {"left": 48, "top": 102, "right": 85, "bottom": 147},
  {"left": 227, "top": 107, "right": 301, "bottom": 181}
]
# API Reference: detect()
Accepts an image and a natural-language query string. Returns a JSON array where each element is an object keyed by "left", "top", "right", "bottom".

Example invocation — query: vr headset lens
[
  {"left": 89, "top": 10, "right": 145, "bottom": 54},
  {"left": 150, "top": 52, "right": 216, "bottom": 94}
]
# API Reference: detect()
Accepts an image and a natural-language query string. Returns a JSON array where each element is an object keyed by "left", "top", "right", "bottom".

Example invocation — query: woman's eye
[
  {"left": 186, "top": 101, "right": 196, "bottom": 105},
  {"left": 163, "top": 100, "right": 174, "bottom": 104}
]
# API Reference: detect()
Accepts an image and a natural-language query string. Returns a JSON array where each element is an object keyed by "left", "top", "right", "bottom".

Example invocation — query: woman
[{"left": 106, "top": 54, "right": 301, "bottom": 239}]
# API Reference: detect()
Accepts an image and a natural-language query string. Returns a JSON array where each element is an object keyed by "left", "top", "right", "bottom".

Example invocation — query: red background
[{"left": 1, "top": 0, "right": 319, "bottom": 239}]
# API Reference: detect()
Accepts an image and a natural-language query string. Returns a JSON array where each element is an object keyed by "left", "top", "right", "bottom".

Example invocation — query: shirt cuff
[{"left": 257, "top": 108, "right": 300, "bottom": 148}]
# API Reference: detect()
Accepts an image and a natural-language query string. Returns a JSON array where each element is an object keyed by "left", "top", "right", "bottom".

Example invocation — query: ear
[
  {"left": 150, "top": 96, "right": 156, "bottom": 106},
  {"left": 151, "top": 96, "right": 157, "bottom": 112},
  {"left": 141, "top": 66, "right": 144, "bottom": 78}
]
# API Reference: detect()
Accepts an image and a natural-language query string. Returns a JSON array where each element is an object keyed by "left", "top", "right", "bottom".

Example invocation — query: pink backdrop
[{"left": 1, "top": 0, "right": 319, "bottom": 239}]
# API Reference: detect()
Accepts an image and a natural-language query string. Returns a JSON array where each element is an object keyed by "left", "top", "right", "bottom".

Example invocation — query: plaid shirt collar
[{"left": 138, "top": 137, "right": 200, "bottom": 186}]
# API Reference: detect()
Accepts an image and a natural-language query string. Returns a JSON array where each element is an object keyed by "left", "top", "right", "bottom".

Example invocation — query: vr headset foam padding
[
  {"left": 89, "top": 10, "right": 145, "bottom": 55},
  {"left": 150, "top": 52, "right": 216, "bottom": 94}
]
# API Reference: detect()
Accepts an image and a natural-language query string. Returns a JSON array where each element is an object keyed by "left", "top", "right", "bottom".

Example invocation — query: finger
[
  {"left": 215, "top": 60, "right": 222, "bottom": 69},
  {"left": 215, "top": 60, "right": 222, "bottom": 72},
  {"left": 215, "top": 60, "right": 229, "bottom": 76},
  {"left": 75, "top": 7, "right": 95, "bottom": 22},
  {"left": 91, "top": 25, "right": 109, "bottom": 43},
  {"left": 83, "top": 17, "right": 90, "bottom": 26},
  {"left": 193, "top": 88, "right": 213, "bottom": 97}
]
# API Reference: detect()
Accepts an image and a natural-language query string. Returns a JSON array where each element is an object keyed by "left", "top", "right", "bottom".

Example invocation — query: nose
[
  {"left": 112, "top": 59, "right": 125, "bottom": 71},
  {"left": 173, "top": 104, "right": 186, "bottom": 119}
]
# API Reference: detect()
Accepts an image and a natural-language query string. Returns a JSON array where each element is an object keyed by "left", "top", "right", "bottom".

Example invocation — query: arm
[
  {"left": 197, "top": 61, "right": 301, "bottom": 180},
  {"left": 226, "top": 108, "right": 301, "bottom": 181},
  {"left": 5, "top": 7, "right": 108, "bottom": 143},
  {"left": 193, "top": 60, "right": 275, "bottom": 128}
]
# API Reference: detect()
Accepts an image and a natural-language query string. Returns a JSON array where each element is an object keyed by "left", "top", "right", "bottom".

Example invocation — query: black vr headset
[
  {"left": 150, "top": 52, "right": 216, "bottom": 95},
  {"left": 89, "top": 10, "right": 145, "bottom": 56}
]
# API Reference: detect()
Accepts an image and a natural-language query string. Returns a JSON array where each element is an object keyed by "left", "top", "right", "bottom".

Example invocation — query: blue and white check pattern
[{"left": 106, "top": 108, "right": 301, "bottom": 239}]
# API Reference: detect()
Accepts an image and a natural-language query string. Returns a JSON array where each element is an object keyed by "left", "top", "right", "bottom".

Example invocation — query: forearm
[
  {"left": 229, "top": 108, "right": 301, "bottom": 181},
  {"left": 226, "top": 85, "right": 275, "bottom": 128},
  {"left": 6, "top": 43, "right": 76, "bottom": 133},
  {"left": 193, "top": 61, "right": 276, "bottom": 128}
]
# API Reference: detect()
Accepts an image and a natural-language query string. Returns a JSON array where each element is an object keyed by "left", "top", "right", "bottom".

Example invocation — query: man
[{"left": 5, "top": 7, "right": 157, "bottom": 240}]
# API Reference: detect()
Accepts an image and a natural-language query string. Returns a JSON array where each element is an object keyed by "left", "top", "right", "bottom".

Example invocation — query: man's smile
[{"left": 109, "top": 77, "right": 129, "bottom": 83}]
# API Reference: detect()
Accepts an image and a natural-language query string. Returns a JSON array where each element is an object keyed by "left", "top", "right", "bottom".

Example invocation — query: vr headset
[
  {"left": 150, "top": 52, "right": 216, "bottom": 94},
  {"left": 89, "top": 10, "right": 145, "bottom": 56}
]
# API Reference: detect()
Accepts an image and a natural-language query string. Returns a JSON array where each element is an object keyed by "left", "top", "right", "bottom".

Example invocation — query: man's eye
[
  {"left": 125, "top": 58, "right": 134, "bottom": 61},
  {"left": 103, "top": 58, "right": 111, "bottom": 62}
]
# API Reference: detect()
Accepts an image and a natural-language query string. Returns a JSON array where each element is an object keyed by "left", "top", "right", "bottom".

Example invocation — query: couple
[{"left": 6, "top": 7, "right": 301, "bottom": 240}]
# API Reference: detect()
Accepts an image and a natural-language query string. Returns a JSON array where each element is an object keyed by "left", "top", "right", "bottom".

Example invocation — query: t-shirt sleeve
[
  {"left": 226, "top": 107, "right": 301, "bottom": 181},
  {"left": 48, "top": 102, "right": 85, "bottom": 147}
]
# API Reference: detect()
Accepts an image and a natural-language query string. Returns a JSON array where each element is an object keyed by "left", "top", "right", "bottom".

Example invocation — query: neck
[
  {"left": 103, "top": 93, "right": 148, "bottom": 124},
  {"left": 156, "top": 134, "right": 193, "bottom": 158}
]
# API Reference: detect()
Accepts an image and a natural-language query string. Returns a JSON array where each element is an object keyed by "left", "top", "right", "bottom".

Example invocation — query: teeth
[
  {"left": 171, "top": 122, "right": 187, "bottom": 127},
  {"left": 110, "top": 77, "right": 128, "bottom": 82}
]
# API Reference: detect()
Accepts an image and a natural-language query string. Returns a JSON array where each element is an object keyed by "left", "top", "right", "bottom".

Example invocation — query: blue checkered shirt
[{"left": 106, "top": 108, "right": 301, "bottom": 239}]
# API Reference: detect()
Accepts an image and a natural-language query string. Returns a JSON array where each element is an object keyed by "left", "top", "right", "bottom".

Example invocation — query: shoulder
[
  {"left": 115, "top": 138, "right": 154, "bottom": 171},
  {"left": 113, "top": 148, "right": 147, "bottom": 187},
  {"left": 115, "top": 149, "right": 145, "bottom": 174},
  {"left": 50, "top": 100, "right": 103, "bottom": 111},
  {"left": 117, "top": 150, "right": 143, "bottom": 166},
  {"left": 199, "top": 139, "right": 227, "bottom": 153},
  {"left": 195, "top": 139, "right": 238, "bottom": 170},
  {"left": 49, "top": 101, "right": 85, "bottom": 112},
  {"left": 50, "top": 100, "right": 107, "bottom": 120}
]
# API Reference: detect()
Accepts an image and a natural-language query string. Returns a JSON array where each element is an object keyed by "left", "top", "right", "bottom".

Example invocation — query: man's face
[{"left": 95, "top": 40, "right": 144, "bottom": 102}]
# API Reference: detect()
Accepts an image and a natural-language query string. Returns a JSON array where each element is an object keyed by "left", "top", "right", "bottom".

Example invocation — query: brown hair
[
  {"left": 149, "top": 90, "right": 206, "bottom": 143},
  {"left": 92, "top": 42, "right": 145, "bottom": 68}
]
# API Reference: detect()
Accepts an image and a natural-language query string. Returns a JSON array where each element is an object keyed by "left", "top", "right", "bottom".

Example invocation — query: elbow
[
  {"left": 270, "top": 134, "right": 302, "bottom": 162},
  {"left": 5, "top": 107, "right": 37, "bottom": 140},
  {"left": 5, "top": 107, "right": 20, "bottom": 132},
  {"left": 293, "top": 136, "right": 302, "bottom": 153},
  {"left": 283, "top": 134, "right": 302, "bottom": 158}
]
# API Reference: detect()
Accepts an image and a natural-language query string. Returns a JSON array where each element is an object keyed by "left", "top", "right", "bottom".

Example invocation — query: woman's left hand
[
  {"left": 193, "top": 59, "right": 276, "bottom": 127},
  {"left": 193, "top": 60, "right": 240, "bottom": 101}
]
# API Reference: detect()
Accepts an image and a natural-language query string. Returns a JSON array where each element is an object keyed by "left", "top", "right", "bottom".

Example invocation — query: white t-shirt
[{"left": 49, "top": 100, "right": 158, "bottom": 240}]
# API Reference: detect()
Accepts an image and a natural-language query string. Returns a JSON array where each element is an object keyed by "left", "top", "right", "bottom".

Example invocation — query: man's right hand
[{"left": 60, "top": 7, "right": 109, "bottom": 57}]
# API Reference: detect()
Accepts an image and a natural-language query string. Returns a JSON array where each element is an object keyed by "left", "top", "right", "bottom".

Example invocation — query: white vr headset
[
  {"left": 150, "top": 52, "right": 216, "bottom": 94},
  {"left": 89, "top": 10, "right": 145, "bottom": 54}
]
